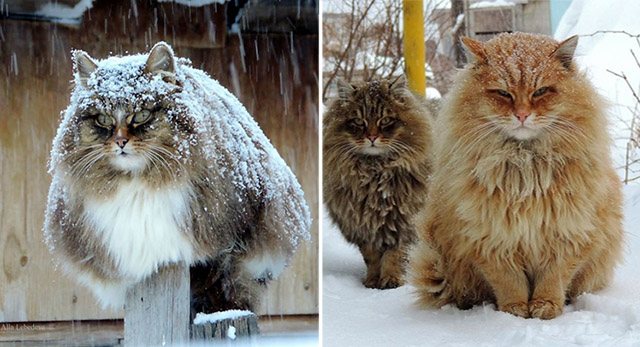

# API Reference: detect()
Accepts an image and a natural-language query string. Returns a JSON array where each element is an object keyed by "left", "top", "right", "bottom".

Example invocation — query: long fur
[
  {"left": 44, "top": 42, "right": 311, "bottom": 312},
  {"left": 409, "top": 33, "right": 624, "bottom": 319},
  {"left": 324, "top": 78, "right": 433, "bottom": 289}
]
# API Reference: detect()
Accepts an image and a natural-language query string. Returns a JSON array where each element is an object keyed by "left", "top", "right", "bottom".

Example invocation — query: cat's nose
[
  {"left": 114, "top": 137, "right": 129, "bottom": 149},
  {"left": 368, "top": 135, "right": 378, "bottom": 143},
  {"left": 515, "top": 111, "right": 531, "bottom": 123}
]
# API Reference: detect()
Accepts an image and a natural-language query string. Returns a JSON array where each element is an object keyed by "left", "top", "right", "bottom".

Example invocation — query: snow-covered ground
[
  {"left": 322, "top": 0, "right": 640, "bottom": 346},
  {"left": 323, "top": 184, "right": 640, "bottom": 347}
]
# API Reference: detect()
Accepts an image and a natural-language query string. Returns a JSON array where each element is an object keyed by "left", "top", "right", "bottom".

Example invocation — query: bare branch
[
  {"left": 597, "top": 32, "right": 640, "bottom": 184},
  {"left": 606, "top": 69, "right": 640, "bottom": 106},
  {"left": 579, "top": 30, "right": 640, "bottom": 38},
  {"left": 322, "top": 0, "right": 378, "bottom": 99}
]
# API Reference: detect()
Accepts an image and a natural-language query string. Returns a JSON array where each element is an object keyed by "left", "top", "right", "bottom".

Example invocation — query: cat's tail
[{"left": 408, "top": 240, "right": 453, "bottom": 308}]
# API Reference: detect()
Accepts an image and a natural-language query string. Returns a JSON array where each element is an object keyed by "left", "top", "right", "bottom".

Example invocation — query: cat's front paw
[
  {"left": 528, "top": 299, "right": 563, "bottom": 319},
  {"left": 363, "top": 276, "right": 379, "bottom": 288},
  {"left": 499, "top": 302, "right": 530, "bottom": 318},
  {"left": 376, "top": 275, "right": 403, "bottom": 289},
  {"left": 363, "top": 274, "right": 403, "bottom": 289}
]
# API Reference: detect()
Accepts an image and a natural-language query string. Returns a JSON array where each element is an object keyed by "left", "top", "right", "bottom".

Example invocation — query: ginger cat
[{"left": 409, "top": 33, "right": 624, "bottom": 319}]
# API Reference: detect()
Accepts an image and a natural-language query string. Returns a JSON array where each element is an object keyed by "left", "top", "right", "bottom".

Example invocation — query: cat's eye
[
  {"left": 95, "top": 114, "right": 114, "bottom": 128},
  {"left": 379, "top": 117, "right": 394, "bottom": 126},
  {"left": 352, "top": 118, "right": 365, "bottom": 126},
  {"left": 132, "top": 110, "right": 152, "bottom": 124},
  {"left": 495, "top": 90, "right": 512, "bottom": 99},
  {"left": 532, "top": 87, "right": 549, "bottom": 97}
]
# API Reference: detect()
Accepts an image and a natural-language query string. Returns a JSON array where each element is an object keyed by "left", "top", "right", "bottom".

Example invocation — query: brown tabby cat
[
  {"left": 324, "top": 77, "right": 432, "bottom": 289},
  {"left": 44, "top": 42, "right": 311, "bottom": 313},
  {"left": 409, "top": 33, "right": 624, "bottom": 319}
]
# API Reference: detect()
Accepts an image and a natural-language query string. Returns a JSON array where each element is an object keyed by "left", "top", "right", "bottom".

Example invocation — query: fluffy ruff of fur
[
  {"left": 324, "top": 78, "right": 433, "bottom": 289},
  {"left": 409, "top": 33, "right": 624, "bottom": 319}
]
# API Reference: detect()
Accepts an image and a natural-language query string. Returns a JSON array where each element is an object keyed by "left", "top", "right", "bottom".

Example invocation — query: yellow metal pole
[{"left": 403, "top": 0, "right": 425, "bottom": 97}]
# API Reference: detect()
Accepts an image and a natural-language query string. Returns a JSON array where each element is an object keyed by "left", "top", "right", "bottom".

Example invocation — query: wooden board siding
[
  {"left": 0, "top": 0, "right": 318, "bottom": 322},
  {"left": 0, "top": 314, "right": 318, "bottom": 345}
]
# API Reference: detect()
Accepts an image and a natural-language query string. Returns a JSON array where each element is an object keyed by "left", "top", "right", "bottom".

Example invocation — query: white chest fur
[{"left": 83, "top": 179, "right": 195, "bottom": 280}]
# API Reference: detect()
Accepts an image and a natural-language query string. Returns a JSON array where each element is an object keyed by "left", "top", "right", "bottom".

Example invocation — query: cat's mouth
[
  {"left": 506, "top": 115, "right": 541, "bottom": 141},
  {"left": 359, "top": 144, "right": 387, "bottom": 155},
  {"left": 508, "top": 125, "right": 539, "bottom": 140},
  {"left": 110, "top": 151, "right": 147, "bottom": 172}
]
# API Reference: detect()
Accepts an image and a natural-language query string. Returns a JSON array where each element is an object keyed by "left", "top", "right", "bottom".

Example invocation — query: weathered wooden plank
[
  {"left": 0, "top": 319, "right": 123, "bottom": 346},
  {"left": 258, "top": 314, "right": 318, "bottom": 336},
  {"left": 0, "top": 314, "right": 318, "bottom": 345},
  {"left": 191, "top": 312, "right": 259, "bottom": 341},
  {"left": 124, "top": 263, "right": 189, "bottom": 346}
]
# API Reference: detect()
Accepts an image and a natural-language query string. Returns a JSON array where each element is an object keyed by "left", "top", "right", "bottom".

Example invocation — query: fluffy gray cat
[{"left": 44, "top": 42, "right": 311, "bottom": 312}]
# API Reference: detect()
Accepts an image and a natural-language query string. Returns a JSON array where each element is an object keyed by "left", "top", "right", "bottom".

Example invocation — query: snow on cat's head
[{"left": 50, "top": 42, "right": 196, "bottom": 185}]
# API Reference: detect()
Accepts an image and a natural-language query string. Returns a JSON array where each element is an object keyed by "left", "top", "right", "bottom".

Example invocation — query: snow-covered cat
[{"left": 44, "top": 42, "right": 311, "bottom": 312}]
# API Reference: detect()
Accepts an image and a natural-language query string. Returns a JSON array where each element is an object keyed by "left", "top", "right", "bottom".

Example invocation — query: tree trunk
[{"left": 451, "top": 0, "right": 467, "bottom": 68}]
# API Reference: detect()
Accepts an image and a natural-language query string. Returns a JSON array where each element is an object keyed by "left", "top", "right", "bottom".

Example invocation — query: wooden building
[
  {"left": 466, "top": 0, "right": 552, "bottom": 41},
  {"left": 0, "top": 0, "right": 318, "bottom": 343}
]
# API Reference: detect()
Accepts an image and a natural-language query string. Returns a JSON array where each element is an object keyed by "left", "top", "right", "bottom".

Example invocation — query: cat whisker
[
  {"left": 550, "top": 118, "right": 587, "bottom": 137},
  {"left": 65, "top": 144, "right": 103, "bottom": 157},
  {"left": 441, "top": 124, "right": 501, "bottom": 172},
  {"left": 152, "top": 148, "right": 183, "bottom": 182},
  {"left": 145, "top": 143, "right": 186, "bottom": 168},
  {"left": 544, "top": 119, "right": 587, "bottom": 145},
  {"left": 468, "top": 126, "right": 501, "bottom": 151},
  {"left": 66, "top": 147, "right": 101, "bottom": 164},
  {"left": 72, "top": 155, "right": 103, "bottom": 178},
  {"left": 69, "top": 149, "right": 104, "bottom": 177},
  {"left": 328, "top": 143, "right": 359, "bottom": 158},
  {"left": 387, "top": 141, "right": 414, "bottom": 155},
  {"left": 142, "top": 151, "right": 172, "bottom": 181},
  {"left": 454, "top": 121, "right": 501, "bottom": 153},
  {"left": 458, "top": 121, "right": 498, "bottom": 142},
  {"left": 144, "top": 148, "right": 179, "bottom": 182}
]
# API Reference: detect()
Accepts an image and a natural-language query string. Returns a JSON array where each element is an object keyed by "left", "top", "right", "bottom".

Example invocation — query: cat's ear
[
  {"left": 336, "top": 78, "right": 355, "bottom": 99},
  {"left": 145, "top": 42, "right": 176, "bottom": 75},
  {"left": 389, "top": 75, "right": 410, "bottom": 102},
  {"left": 460, "top": 37, "right": 486, "bottom": 63},
  {"left": 551, "top": 35, "right": 578, "bottom": 69},
  {"left": 390, "top": 74, "right": 407, "bottom": 91},
  {"left": 73, "top": 50, "right": 98, "bottom": 87}
]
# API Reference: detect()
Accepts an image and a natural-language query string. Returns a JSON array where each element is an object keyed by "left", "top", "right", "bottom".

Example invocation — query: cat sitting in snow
[{"left": 44, "top": 42, "right": 311, "bottom": 313}]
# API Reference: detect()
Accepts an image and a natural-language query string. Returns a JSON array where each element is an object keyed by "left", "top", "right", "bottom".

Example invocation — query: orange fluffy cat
[{"left": 409, "top": 33, "right": 624, "bottom": 319}]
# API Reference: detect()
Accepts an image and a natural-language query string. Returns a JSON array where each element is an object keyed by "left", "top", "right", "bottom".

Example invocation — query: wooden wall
[{"left": 0, "top": 1, "right": 318, "bottom": 322}]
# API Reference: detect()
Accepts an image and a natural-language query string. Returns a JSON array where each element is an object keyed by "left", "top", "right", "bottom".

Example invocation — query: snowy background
[{"left": 322, "top": 0, "right": 640, "bottom": 345}]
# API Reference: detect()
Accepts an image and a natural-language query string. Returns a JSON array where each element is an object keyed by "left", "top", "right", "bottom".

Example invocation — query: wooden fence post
[
  {"left": 124, "top": 263, "right": 190, "bottom": 346},
  {"left": 191, "top": 312, "right": 259, "bottom": 340}
]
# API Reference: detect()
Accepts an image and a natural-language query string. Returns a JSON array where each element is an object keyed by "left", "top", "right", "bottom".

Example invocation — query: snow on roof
[
  {"left": 31, "top": 0, "right": 227, "bottom": 22},
  {"left": 469, "top": 0, "right": 516, "bottom": 9},
  {"left": 157, "top": 0, "right": 228, "bottom": 6},
  {"left": 34, "top": 0, "right": 93, "bottom": 21}
]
